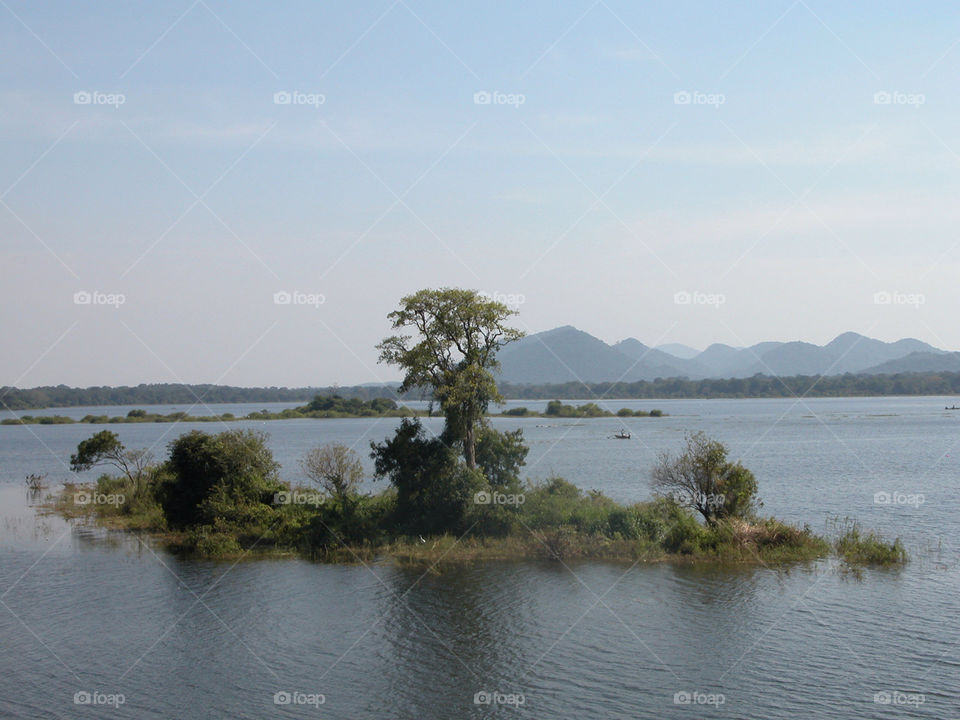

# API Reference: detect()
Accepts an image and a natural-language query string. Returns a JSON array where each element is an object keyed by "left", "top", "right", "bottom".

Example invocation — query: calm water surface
[{"left": 1, "top": 397, "right": 957, "bottom": 718}]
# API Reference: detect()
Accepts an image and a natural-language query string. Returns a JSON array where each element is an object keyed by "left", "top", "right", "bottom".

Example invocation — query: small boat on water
[
  {"left": 947, "top": 405, "right": 959, "bottom": 410},
  {"left": 613, "top": 430, "right": 631, "bottom": 439}
]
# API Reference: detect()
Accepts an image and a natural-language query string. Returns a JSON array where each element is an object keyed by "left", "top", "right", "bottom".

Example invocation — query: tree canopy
[
  {"left": 377, "top": 288, "right": 523, "bottom": 468},
  {"left": 651, "top": 431, "right": 761, "bottom": 524},
  {"left": 69, "top": 429, "right": 151, "bottom": 488}
]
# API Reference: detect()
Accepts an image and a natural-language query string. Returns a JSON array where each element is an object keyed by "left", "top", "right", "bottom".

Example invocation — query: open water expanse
[{"left": 1, "top": 396, "right": 957, "bottom": 718}]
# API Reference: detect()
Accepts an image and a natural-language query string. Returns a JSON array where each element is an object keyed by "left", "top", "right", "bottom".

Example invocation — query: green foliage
[
  {"left": 651, "top": 432, "right": 761, "bottom": 524},
  {"left": 158, "top": 429, "right": 283, "bottom": 528},
  {"left": 303, "top": 492, "right": 396, "bottom": 553},
  {"left": 835, "top": 521, "right": 907, "bottom": 566},
  {"left": 0, "top": 383, "right": 396, "bottom": 412},
  {"left": 3, "top": 414, "right": 74, "bottom": 424},
  {"left": 609, "top": 497, "right": 690, "bottom": 543},
  {"left": 661, "top": 511, "right": 709, "bottom": 554},
  {"left": 475, "top": 426, "right": 528, "bottom": 488},
  {"left": 371, "top": 418, "right": 485, "bottom": 534},
  {"left": 71, "top": 431, "right": 124, "bottom": 472},
  {"left": 70, "top": 430, "right": 152, "bottom": 488},
  {"left": 377, "top": 287, "right": 524, "bottom": 468},
  {"left": 522, "top": 478, "right": 612, "bottom": 534},
  {"left": 51, "top": 402, "right": 903, "bottom": 568},
  {"left": 499, "top": 372, "right": 960, "bottom": 400},
  {"left": 502, "top": 406, "right": 530, "bottom": 416},
  {"left": 303, "top": 394, "right": 399, "bottom": 415},
  {"left": 544, "top": 400, "right": 614, "bottom": 417}
]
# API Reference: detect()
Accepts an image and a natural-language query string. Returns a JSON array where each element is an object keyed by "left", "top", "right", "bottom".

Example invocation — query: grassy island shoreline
[{"left": 43, "top": 473, "right": 905, "bottom": 569}]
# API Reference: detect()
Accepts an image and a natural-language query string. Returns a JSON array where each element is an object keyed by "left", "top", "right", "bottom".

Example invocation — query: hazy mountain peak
[
  {"left": 654, "top": 343, "right": 701, "bottom": 359},
  {"left": 496, "top": 327, "right": 950, "bottom": 385}
]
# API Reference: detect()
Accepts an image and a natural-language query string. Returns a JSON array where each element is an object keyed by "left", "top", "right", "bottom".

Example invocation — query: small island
[{"left": 40, "top": 289, "right": 904, "bottom": 569}]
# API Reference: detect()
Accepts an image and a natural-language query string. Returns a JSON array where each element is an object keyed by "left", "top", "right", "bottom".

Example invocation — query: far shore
[{"left": 2, "top": 399, "right": 666, "bottom": 426}]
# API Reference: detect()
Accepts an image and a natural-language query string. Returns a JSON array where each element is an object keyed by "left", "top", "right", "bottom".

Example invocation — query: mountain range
[{"left": 495, "top": 327, "right": 957, "bottom": 384}]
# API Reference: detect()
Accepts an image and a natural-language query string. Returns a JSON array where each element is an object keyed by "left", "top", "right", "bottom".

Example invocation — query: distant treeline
[
  {"left": 498, "top": 372, "right": 960, "bottom": 400},
  {"left": 5, "top": 371, "right": 960, "bottom": 411},
  {"left": 2, "top": 396, "right": 419, "bottom": 425},
  {"left": 0, "top": 383, "right": 406, "bottom": 411}
]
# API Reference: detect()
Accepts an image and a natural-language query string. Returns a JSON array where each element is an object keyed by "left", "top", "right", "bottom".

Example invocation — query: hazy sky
[{"left": 3, "top": 1, "right": 959, "bottom": 387}]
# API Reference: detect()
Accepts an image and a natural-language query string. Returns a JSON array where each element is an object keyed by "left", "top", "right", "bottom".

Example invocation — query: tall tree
[{"left": 377, "top": 288, "right": 523, "bottom": 468}]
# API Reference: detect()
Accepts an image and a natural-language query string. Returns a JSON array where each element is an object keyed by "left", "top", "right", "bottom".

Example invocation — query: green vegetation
[
  {"left": 8, "top": 365, "right": 960, "bottom": 421},
  {"left": 0, "top": 383, "right": 398, "bottom": 411},
  {"left": 10, "top": 368, "right": 960, "bottom": 414},
  {"left": 651, "top": 431, "right": 761, "bottom": 524},
  {"left": 2, "top": 414, "right": 75, "bottom": 425},
  {"left": 496, "top": 402, "right": 664, "bottom": 418},
  {"left": 377, "top": 287, "right": 524, "bottom": 468},
  {"left": 48, "top": 427, "right": 899, "bottom": 567},
  {"left": 3, "top": 411, "right": 239, "bottom": 425},
  {"left": 1, "top": 398, "right": 667, "bottom": 425},
  {"left": 834, "top": 520, "right": 907, "bottom": 566},
  {"left": 499, "top": 371, "right": 960, "bottom": 400},
  {"left": 49, "top": 414, "right": 903, "bottom": 567},
  {"left": 2, "top": 396, "right": 421, "bottom": 425}
]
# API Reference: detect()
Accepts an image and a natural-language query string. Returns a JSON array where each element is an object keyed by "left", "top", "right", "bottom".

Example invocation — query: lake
[{"left": 0, "top": 396, "right": 956, "bottom": 718}]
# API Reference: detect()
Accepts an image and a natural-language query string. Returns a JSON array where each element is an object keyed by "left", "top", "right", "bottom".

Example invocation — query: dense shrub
[{"left": 158, "top": 429, "right": 284, "bottom": 528}]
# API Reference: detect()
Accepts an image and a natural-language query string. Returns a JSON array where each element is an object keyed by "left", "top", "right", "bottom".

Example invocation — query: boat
[
  {"left": 613, "top": 430, "right": 631, "bottom": 439},
  {"left": 947, "top": 405, "right": 959, "bottom": 410}
]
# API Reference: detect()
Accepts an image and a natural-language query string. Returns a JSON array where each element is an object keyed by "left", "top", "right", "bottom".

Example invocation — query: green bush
[
  {"left": 661, "top": 511, "right": 708, "bottom": 554},
  {"left": 475, "top": 426, "right": 528, "bottom": 488},
  {"left": 502, "top": 407, "right": 529, "bottom": 416},
  {"left": 158, "top": 429, "right": 284, "bottom": 528}
]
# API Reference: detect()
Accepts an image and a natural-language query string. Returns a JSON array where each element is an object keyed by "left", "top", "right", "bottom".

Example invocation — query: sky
[{"left": 3, "top": 1, "right": 960, "bottom": 387}]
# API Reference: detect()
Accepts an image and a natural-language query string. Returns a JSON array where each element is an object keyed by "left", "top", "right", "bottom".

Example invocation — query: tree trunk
[{"left": 464, "top": 424, "right": 476, "bottom": 469}]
